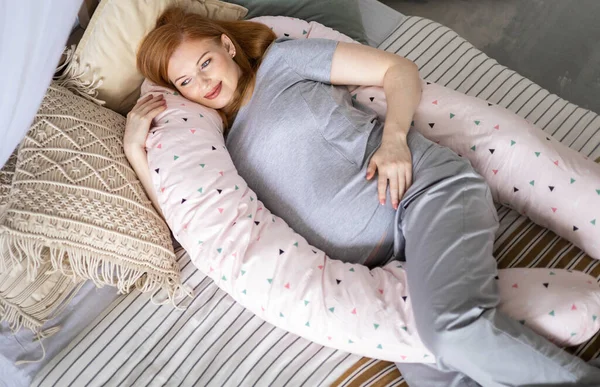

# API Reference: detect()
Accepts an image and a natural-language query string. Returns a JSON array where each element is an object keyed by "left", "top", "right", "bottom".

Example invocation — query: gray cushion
[
  {"left": 357, "top": 0, "right": 405, "bottom": 47},
  {"left": 225, "top": 0, "right": 368, "bottom": 44}
]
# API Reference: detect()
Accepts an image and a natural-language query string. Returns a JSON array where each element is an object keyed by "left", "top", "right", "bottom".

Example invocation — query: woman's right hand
[{"left": 124, "top": 94, "right": 167, "bottom": 155}]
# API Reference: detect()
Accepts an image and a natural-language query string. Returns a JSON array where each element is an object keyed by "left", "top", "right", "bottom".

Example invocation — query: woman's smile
[{"left": 204, "top": 81, "right": 222, "bottom": 99}]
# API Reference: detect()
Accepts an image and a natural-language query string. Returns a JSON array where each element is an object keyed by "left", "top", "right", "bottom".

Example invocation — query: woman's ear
[{"left": 221, "top": 34, "right": 236, "bottom": 58}]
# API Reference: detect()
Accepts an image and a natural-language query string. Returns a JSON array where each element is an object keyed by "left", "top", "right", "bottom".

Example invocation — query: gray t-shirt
[{"left": 226, "top": 38, "right": 395, "bottom": 267}]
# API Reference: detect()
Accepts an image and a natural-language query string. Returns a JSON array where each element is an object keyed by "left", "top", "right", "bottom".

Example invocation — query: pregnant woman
[{"left": 124, "top": 7, "right": 600, "bottom": 386}]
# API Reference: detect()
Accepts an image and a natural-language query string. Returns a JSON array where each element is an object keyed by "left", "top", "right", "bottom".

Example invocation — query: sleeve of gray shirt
[{"left": 273, "top": 37, "right": 339, "bottom": 84}]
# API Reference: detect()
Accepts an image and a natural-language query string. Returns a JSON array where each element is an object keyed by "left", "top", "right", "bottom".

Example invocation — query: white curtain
[{"left": 0, "top": 0, "right": 82, "bottom": 168}]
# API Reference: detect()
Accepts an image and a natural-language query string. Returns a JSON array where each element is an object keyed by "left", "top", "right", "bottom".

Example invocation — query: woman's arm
[
  {"left": 330, "top": 42, "right": 422, "bottom": 209},
  {"left": 125, "top": 145, "right": 164, "bottom": 218},
  {"left": 330, "top": 42, "right": 422, "bottom": 141},
  {"left": 123, "top": 93, "right": 167, "bottom": 218}
]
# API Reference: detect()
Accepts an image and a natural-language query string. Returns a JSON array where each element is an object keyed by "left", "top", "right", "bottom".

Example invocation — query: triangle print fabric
[{"left": 141, "top": 63, "right": 600, "bottom": 363}]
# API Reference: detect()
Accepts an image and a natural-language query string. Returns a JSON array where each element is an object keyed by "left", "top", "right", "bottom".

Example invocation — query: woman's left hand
[{"left": 366, "top": 136, "right": 413, "bottom": 210}]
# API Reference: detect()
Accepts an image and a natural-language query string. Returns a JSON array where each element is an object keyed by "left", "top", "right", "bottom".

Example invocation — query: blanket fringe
[
  {"left": 53, "top": 45, "right": 105, "bottom": 106},
  {"left": 0, "top": 233, "right": 189, "bottom": 309}
]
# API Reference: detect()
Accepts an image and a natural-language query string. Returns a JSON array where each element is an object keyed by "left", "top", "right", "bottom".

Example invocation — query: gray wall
[{"left": 381, "top": 0, "right": 600, "bottom": 113}]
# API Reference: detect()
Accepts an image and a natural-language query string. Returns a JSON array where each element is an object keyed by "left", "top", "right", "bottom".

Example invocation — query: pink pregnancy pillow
[
  {"left": 139, "top": 17, "right": 600, "bottom": 361},
  {"left": 142, "top": 79, "right": 600, "bottom": 362}
]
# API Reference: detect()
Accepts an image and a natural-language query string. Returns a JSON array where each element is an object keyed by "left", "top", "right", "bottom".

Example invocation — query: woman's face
[{"left": 168, "top": 34, "right": 241, "bottom": 110}]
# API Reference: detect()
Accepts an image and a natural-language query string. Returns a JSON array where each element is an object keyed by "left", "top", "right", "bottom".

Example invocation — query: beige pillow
[
  {"left": 59, "top": 0, "right": 248, "bottom": 115},
  {"left": 0, "top": 84, "right": 182, "bottom": 300}
]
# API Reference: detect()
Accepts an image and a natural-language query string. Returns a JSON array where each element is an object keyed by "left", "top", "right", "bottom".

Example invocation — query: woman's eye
[
  {"left": 181, "top": 79, "right": 190, "bottom": 87},
  {"left": 201, "top": 59, "right": 211, "bottom": 69}
]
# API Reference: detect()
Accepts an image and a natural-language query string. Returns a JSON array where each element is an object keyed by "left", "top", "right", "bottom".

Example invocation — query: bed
[{"left": 2, "top": 1, "right": 599, "bottom": 386}]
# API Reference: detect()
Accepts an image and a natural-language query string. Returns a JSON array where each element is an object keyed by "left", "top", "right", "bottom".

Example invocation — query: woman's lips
[{"left": 205, "top": 82, "right": 222, "bottom": 100}]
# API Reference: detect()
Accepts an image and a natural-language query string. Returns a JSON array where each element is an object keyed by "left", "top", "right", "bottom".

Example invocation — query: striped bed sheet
[
  {"left": 34, "top": 15, "right": 600, "bottom": 387},
  {"left": 332, "top": 16, "right": 600, "bottom": 387},
  {"left": 32, "top": 248, "right": 363, "bottom": 386}
]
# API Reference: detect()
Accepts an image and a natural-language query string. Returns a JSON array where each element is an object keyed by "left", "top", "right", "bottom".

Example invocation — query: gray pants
[{"left": 391, "top": 128, "right": 600, "bottom": 386}]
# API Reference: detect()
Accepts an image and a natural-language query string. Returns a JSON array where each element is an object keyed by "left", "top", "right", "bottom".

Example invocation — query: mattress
[
  {"left": 28, "top": 6, "right": 600, "bottom": 387},
  {"left": 332, "top": 15, "right": 600, "bottom": 387}
]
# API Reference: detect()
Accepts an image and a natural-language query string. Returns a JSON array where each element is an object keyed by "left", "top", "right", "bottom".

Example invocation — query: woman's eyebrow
[{"left": 174, "top": 51, "right": 210, "bottom": 83}]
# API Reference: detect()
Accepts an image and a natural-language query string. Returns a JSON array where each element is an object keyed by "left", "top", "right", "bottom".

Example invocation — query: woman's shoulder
[
  {"left": 264, "top": 37, "right": 293, "bottom": 55},
  {"left": 265, "top": 37, "right": 337, "bottom": 62},
  {"left": 258, "top": 37, "right": 299, "bottom": 70},
  {"left": 256, "top": 37, "right": 338, "bottom": 84}
]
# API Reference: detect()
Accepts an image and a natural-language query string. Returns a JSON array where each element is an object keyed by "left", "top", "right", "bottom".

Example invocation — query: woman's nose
[
  {"left": 195, "top": 70, "right": 210, "bottom": 90},
  {"left": 199, "top": 76, "right": 212, "bottom": 93}
]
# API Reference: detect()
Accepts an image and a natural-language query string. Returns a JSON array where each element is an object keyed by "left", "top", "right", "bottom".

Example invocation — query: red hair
[{"left": 137, "top": 6, "right": 276, "bottom": 129}]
